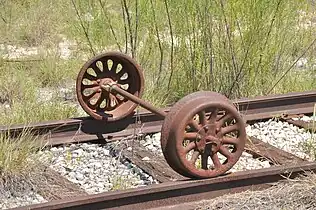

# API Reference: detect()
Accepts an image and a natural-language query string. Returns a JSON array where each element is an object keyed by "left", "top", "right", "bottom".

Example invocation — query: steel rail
[
  {"left": 13, "top": 161, "right": 316, "bottom": 210},
  {"left": 0, "top": 90, "right": 315, "bottom": 144}
]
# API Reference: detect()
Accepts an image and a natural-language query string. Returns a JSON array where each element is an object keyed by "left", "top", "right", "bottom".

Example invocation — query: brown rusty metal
[
  {"left": 2, "top": 90, "right": 315, "bottom": 138},
  {"left": 238, "top": 90, "right": 316, "bottom": 122},
  {"left": 15, "top": 161, "right": 316, "bottom": 210},
  {"left": 161, "top": 92, "right": 247, "bottom": 178},
  {"left": 160, "top": 91, "right": 234, "bottom": 178},
  {"left": 102, "top": 84, "right": 167, "bottom": 118},
  {"left": 76, "top": 52, "right": 145, "bottom": 121}
]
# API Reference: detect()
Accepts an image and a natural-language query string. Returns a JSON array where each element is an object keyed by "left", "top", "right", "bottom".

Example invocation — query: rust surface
[
  {"left": 76, "top": 52, "right": 145, "bottom": 121},
  {"left": 238, "top": 90, "right": 316, "bottom": 122},
  {"left": 14, "top": 161, "right": 316, "bottom": 210},
  {"left": 1, "top": 90, "right": 315, "bottom": 139},
  {"left": 110, "top": 85, "right": 167, "bottom": 118},
  {"left": 161, "top": 92, "right": 247, "bottom": 178}
]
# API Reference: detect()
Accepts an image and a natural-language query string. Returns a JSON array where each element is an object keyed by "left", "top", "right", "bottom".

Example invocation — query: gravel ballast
[
  {"left": 142, "top": 133, "right": 271, "bottom": 172},
  {"left": 0, "top": 192, "right": 46, "bottom": 210},
  {"left": 39, "top": 142, "right": 158, "bottom": 194},
  {"left": 246, "top": 119, "right": 314, "bottom": 161},
  {"left": 292, "top": 115, "right": 316, "bottom": 122},
  {"left": 2, "top": 119, "right": 314, "bottom": 208}
]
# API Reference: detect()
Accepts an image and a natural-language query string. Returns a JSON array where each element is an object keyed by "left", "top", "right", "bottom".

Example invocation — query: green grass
[
  {"left": 0, "top": 129, "right": 44, "bottom": 196},
  {"left": 0, "top": 0, "right": 315, "bottom": 124},
  {"left": 301, "top": 104, "right": 316, "bottom": 160}
]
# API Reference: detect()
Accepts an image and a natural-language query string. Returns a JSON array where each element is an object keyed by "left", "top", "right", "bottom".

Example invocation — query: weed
[
  {"left": 110, "top": 175, "right": 132, "bottom": 191},
  {"left": 0, "top": 129, "right": 44, "bottom": 197},
  {"left": 301, "top": 104, "right": 316, "bottom": 160},
  {"left": 0, "top": 0, "right": 315, "bottom": 124}
]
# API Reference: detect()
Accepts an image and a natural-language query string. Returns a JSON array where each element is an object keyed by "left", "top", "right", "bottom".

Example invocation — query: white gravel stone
[
  {"left": 0, "top": 192, "right": 46, "bottom": 210},
  {"left": 142, "top": 133, "right": 271, "bottom": 172},
  {"left": 292, "top": 115, "right": 316, "bottom": 122},
  {"left": 42, "top": 142, "right": 158, "bottom": 194},
  {"left": 246, "top": 119, "right": 314, "bottom": 160},
  {"left": 143, "top": 118, "right": 315, "bottom": 172}
]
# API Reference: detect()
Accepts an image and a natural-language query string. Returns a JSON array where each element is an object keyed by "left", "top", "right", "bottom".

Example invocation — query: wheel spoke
[
  {"left": 209, "top": 109, "right": 218, "bottom": 123},
  {"left": 118, "top": 76, "right": 132, "bottom": 85},
  {"left": 91, "top": 62, "right": 102, "bottom": 75},
  {"left": 184, "top": 141, "right": 196, "bottom": 154},
  {"left": 221, "top": 124, "right": 238, "bottom": 134},
  {"left": 111, "top": 60, "right": 118, "bottom": 72},
  {"left": 190, "top": 151, "right": 200, "bottom": 164},
  {"left": 102, "top": 60, "right": 110, "bottom": 72},
  {"left": 188, "top": 120, "right": 202, "bottom": 132},
  {"left": 198, "top": 111, "right": 207, "bottom": 126},
  {"left": 83, "top": 91, "right": 97, "bottom": 100},
  {"left": 184, "top": 132, "right": 199, "bottom": 140},
  {"left": 82, "top": 82, "right": 98, "bottom": 89},
  {"left": 116, "top": 66, "right": 126, "bottom": 78},
  {"left": 206, "top": 135, "right": 218, "bottom": 142},
  {"left": 201, "top": 152, "right": 209, "bottom": 169},
  {"left": 84, "top": 73, "right": 97, "bottom": 81},
  {"left": 105, "top": 98, "right": 110, "bottom": 109},
  {"left": 219, "top": 146, "right": 232, "bottom": 159},
  {"left": 211, "top": 153, "right": 221, "bottom": 169},
  {"left": 222, "top": 136, "right": 239, "bottom": 145},
  {"left": 109, "top": 94, "right": 120, "bottom": 108},
  {"left": 90, "top": 93, "right": 103, "bottom": 109},
  {"left": 217, "top": 113, "right": 232, "bottom": 127}
]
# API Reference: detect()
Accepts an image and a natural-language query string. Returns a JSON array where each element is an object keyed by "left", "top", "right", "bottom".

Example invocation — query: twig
[
  {"left": 3, "top": 59, "right": 44, "bottom": 63},
  {"left": 134, "top": 0, "right": 139, "bottom": 58},
  {"left": 149, "top": 0, "right": 164, "bottom": 86},
  {"left": 266, "top": 38, "right": 316, "bottom": 94},
  {"left": 164, "top": 0, "right": 174, "bottom": 90},
  {"left": 71, "top": 0, "right": 95, "bottom": 56},
  {"left": 98, "top": 0, "right": 122, "bottom": 52},
  {"left": 255, "top": 0, "right": 283, "bottom": 75},
  {"left": 122, "top": 0, "right": 135, "bottom": 58},
  {"left": 120, "top": 0, "right": 128, "bottom": 54}
]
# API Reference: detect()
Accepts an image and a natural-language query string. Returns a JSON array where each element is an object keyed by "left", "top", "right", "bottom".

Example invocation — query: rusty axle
[{"left": 101, "top": 84, "right": 167, "bottom": 118}]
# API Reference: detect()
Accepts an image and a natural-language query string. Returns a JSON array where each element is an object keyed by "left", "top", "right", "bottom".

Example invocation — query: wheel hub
[{"left": 196, "top": 124, "right": 223, "bottom": 153}]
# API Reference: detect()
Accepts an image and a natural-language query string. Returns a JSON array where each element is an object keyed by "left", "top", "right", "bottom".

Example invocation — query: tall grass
[
  {"left": 0, "top": 129, "right": 44, "bottom": 197},
  {"left": 0, "top": 0, "right": 315, "bottom": 124},
  {"left": 68, "top": 0, "right": 316, "bottom": 104}
]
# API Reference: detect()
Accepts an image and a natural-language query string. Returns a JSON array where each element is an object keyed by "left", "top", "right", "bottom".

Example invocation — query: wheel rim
[
  {"left": 161, "top": 91, "right": 240, "bottom": 178},
  {"left": 165, "top": 97, "right": 246, "bottom": 178},
  {"left": 76, "top": 52, "right": 144, "bottom": 121}
]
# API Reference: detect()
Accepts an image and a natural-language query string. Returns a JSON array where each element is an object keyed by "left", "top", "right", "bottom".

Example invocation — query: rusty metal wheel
[
  {"left": 161, "top": 92, "right": 246, "bottom": 178},
  {"left": 76, "top": 52, "right": 144, "bottom": 121}
]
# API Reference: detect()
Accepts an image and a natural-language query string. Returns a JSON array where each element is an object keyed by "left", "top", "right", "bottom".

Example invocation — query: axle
[{"left": 101, "top": 83, "right": 167, "bottom": 118}]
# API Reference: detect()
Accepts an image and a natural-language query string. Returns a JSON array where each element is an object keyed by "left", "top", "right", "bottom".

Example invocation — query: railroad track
[
  {"left": 1, "top": 90, "right": 315, "bottom": 146},
  {"left": 1, "top": 52, "right": 315, "bottom": 209},
  {"left": 2, "top": 90, "right": 314, "bottom": 210}
]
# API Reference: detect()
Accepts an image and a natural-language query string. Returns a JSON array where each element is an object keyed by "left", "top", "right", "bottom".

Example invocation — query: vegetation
[
  {"left": 0, "top": 129, "right": 43, "bottom": 197},
  {"left": 301, "top": 104, "right": 316, "bottom": 160},
  {"left": 0, "top": 0, "right": 315, "bottom": 125},
  {"left": 0, "top": 0, "right": 315, "bottom": 199}
]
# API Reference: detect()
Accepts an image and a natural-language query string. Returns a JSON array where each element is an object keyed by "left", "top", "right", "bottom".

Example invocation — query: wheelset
[{"left": 76, "top": 52, "right": 247, "bottom": 179}]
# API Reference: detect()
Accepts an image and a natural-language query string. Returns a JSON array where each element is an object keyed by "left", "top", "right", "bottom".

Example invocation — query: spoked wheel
[
  {"left": 76, "top": 52, "right": 144, "bottom": 121},
  {"left": 161, "top": 92, "right": 246, "bottom": 178}
]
